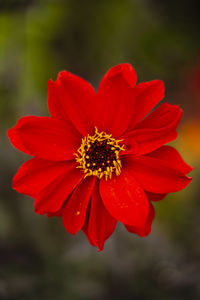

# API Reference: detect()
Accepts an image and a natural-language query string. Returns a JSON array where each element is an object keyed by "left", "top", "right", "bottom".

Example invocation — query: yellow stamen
[{"left": 74, "top": 127, "right": 125, "bottom": 180}]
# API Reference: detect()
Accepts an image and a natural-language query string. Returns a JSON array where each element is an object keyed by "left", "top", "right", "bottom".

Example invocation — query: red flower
[{"left": 8, "top": 63, "right": 192, "bottom": 251}]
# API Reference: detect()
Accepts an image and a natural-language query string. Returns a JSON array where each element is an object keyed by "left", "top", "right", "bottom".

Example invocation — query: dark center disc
[{"left": 85, "top": 140, "right": 117, "bottom": 171}]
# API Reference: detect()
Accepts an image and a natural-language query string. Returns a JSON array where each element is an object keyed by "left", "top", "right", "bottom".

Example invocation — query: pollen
[{"left": 74, "top": 127, "right": 125, "bottom": 180}]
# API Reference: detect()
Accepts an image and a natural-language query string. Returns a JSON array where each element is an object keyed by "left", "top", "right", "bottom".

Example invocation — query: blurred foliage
[{"left": 0, "top": 0, "right": 199, "bottom": 299}]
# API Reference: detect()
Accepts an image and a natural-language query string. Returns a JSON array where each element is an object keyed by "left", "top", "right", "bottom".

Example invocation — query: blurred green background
[{"left": 0, "top": 0, "right": 200, "bottom": 299}]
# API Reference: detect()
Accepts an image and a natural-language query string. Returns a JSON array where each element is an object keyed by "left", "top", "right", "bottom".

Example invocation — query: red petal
[
  {"left": 82, "top": 209, "right": 97, "bottom": 247},
  {"left": 136, "top": 102, "right": 182, "bottom": 130},
  {"left": 7, "top": 125, "right": 27, "bottom": 153},
  {"left": 100, "top": 170, "right": 150, "bottom": 227},
  {"left": 95, "top": 63, "right": 137, "bottom": 137},
  {"left": 48, "top": 71, "right": 96, "bottom": 136},
  {"left": 122, "top": 103, "right": 182, "bottom": 155},
  {"left": 145, "top": 191, "right": 166, "bottom": 202},
  {"left": 125, "top": 202, "right": 155, "bottom": 237},
  {"left": 123, "top": 155, "right": 192, "bottom": 194},
  {"left": 146, "top": 145, "right": 193, "bottom": 174},
  {"left": 83, "top": 181, "right": 117, "bottom": 251},
  {"left": 8, "top": 116, "right": 81, "bottom": 161},
  {"left": 34, "top": 163, "right": 83, "bottom": 215},
  {"left": 62, "top": 176, "right": 96, "bottom": 235},
  {"left": 130, "top": 80, "right": 164, "bottom": 128},
  {"left": 13, "top": 158, "right": 82, "bottom": 197}
]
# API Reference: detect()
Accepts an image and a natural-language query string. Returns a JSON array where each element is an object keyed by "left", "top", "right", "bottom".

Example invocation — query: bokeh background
[{"left": 0, "top": 0, "right": 200, "bottom": 299}]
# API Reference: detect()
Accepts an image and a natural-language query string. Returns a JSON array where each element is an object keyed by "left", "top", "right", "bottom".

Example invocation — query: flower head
[{"left": 8, "top": 63, "right": 192, "bottom": 251}]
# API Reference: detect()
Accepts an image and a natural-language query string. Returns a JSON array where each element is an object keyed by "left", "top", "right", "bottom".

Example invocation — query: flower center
[{"left": 74, "top": 127, "right": 125, "bottom": 180}]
